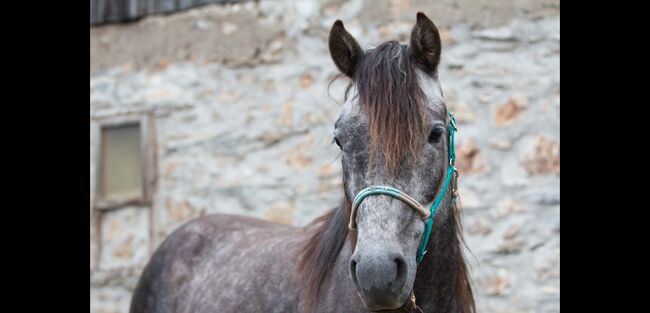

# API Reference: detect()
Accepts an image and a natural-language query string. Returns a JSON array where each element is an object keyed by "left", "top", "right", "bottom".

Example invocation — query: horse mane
[
  {"left": 297, "top": 40, "right": 475, "bottom": 312},
  {"left": 355, "top": 41, "right": 429, "bottom": 175},
  {"left": 452, "top": 197, "right": 476, "bottom": 313},
  {"left": 296, "top": 197, "right": 353, "bottom": 311}
]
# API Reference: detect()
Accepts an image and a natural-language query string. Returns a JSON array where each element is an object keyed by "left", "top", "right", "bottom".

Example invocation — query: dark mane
[
  {"left": 355, "top": 41, "right": 428, "bottom": 175},
  {"left": 296, "top": 197, "right": 353, "bottom": 311},
  {"left": 452, "top": 198, "right": 476, "bottom": 313}
]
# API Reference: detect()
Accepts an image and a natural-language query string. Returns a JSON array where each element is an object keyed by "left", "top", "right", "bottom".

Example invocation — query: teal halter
[{"left": 348, "top": 112, "right": 458, "bottom": 264}]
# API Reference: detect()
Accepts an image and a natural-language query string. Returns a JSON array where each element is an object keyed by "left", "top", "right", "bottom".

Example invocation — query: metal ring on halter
[{"left": 348, "top": 186, "right": 431, "bottom": 230}]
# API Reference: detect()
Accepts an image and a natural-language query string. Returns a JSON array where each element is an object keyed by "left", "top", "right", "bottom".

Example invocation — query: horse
[{"left": 130, "top": 12, "right": 475, "bottom": 313}]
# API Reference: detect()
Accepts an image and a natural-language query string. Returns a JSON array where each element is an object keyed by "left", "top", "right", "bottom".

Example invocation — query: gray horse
[{"left": 130, "top": 12, "right": 475, "bottom": 313}]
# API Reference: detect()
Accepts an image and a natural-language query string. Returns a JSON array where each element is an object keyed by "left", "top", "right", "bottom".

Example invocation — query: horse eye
[
  {"left": 428, "top": 128, "right": 444, "bottom": 144},
  {"left": 333, "top": 137, "right": 342, "bottom": 149}
]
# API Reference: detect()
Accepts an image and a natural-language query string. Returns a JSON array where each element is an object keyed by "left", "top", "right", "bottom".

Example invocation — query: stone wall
[{"left": 90, "top": 1, "right": 559, "bottom": 312}]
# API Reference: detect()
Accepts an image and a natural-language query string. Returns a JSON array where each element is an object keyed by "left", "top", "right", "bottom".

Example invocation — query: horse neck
[{"left": 411, "top": 199, "right": 473, "bottom": 313}]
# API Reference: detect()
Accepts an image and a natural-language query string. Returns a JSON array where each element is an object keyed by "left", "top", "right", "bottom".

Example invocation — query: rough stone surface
[
  {"left": 494, "top": 95, "right": 527, "bottom": 126},
  {"left": 99, "top": 206, "right": 150, "bottom": 270},
  {"left": 522, "top": 134, "right": 560, "bottom": 175},
  {"left": 456, "top": 139, "right": 487, "bottom": 175},
  {"left": 90, "top": 1, "right": 559, "bottom": 313}
]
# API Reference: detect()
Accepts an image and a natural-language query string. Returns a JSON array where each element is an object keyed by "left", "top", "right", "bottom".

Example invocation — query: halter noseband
[{"left": 348, "top": 112, "right": 458, "bottom": 264}]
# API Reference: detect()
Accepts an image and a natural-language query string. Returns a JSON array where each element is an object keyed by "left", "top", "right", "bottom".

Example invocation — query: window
[
  {"left": 91, "top": 113, "right": 156, "bottom": 270},
  {"left": 92, "top": 114, "right": 154, "bottom": 209}
]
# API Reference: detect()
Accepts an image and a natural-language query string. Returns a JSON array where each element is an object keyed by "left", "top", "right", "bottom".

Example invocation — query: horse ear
[
  {"left": 410, "top": 12, "right": 442, "bottom": 73},
  {"left": 329, "top": 20, "right": 364, "bottom": 77}
]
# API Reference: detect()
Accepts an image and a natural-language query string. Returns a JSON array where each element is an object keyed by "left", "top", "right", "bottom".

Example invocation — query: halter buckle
[
  {"left": 409, "top": 290, "right": 424, "bottom": 313},
  {"left": 409, "top": 292, "right": 417, "bottom": 310},
  {"left": 451, "top": 167, "right": 459, "bottom": 196},
  {"left": 448, "top": 112, "right": 457, "bottom": 131}
]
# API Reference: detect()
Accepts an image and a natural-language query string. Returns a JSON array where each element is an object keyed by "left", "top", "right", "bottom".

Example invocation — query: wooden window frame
[
  {"left": 91, "top": 112, "right": 157, "bottom": 270},
  {"left": 92, "top": 114, "right": 154, "bottom": 210}
]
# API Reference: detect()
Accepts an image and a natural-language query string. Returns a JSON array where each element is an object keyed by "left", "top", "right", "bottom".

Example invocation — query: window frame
[
  {"left": 92, "top": 113, "right": 155, "bottom": 210},
  {"left": 90, "top": 112, "right": 157, "bottom": 270}
]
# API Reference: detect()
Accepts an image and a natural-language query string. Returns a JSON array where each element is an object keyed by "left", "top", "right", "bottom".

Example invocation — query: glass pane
[{"left": 101, "top": 124, "right": 143, "bottom": 201}]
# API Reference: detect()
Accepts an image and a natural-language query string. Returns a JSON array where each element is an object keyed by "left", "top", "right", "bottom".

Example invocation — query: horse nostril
[
  {"left": 350, "top": 259, "right": 360, "bottom": 289},
  {"left": 392, "top": 255, "right": 407, "bottom": 289}
]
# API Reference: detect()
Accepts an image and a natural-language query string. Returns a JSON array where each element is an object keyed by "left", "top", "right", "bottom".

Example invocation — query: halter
[{"left": 348, "top": 112, "right": 458, "bottom": 264}]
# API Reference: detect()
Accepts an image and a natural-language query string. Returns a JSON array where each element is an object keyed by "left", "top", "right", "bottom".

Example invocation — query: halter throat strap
[{"left": 348, "top": 112, "right": 458, "bottom": 265}]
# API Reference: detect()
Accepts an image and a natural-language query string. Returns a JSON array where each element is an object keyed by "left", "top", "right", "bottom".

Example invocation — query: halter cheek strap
[{"left": 348, "top": 112, "right": 458, "bottom": 265}]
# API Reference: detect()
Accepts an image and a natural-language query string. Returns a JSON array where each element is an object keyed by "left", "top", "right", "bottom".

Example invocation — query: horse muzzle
[{"left": 350, "top": 250, "right": 410, "bottom": 311}]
